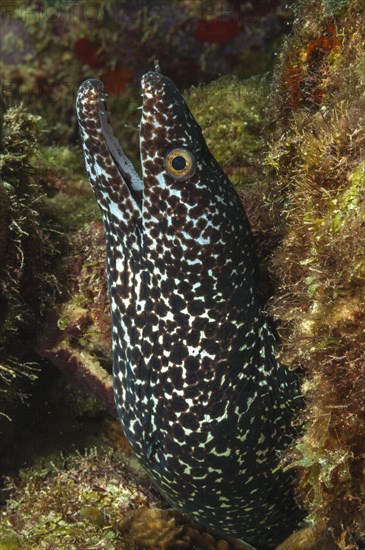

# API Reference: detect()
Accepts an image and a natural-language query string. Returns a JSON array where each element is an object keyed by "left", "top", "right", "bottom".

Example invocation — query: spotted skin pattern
[{"left": 76, "top": 72, "right": 304, "bottom": 549}]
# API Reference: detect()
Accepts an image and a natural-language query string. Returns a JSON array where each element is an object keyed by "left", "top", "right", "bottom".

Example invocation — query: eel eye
[{"left": 165, "top": 148, "right": 195, "bottom": 179}]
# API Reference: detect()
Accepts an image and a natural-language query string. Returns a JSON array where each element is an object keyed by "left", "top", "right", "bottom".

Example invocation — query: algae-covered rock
[
  {"left": 0, "top": 446, "right": 255, "bottom": 550},
  {"left": 0, "top": 103, "right": 62, "bottom": 419},
  {"left": 0, "top": 0, "right": 293, "bottom": 149},
  {"left": 267, "top": 0, "right": 365, "bottom": 545},
  {"left": 0, "top": 448, "right": 158, "bottom": 549},
  {"left": 37, "top": 221, "right": 115, "bottom": 415},
  {"left": 185, "top": 75, "right": 270, "bottom": 188}
]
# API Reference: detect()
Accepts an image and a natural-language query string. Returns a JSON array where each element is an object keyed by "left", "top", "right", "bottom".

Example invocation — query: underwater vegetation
[
  {"left": 0, "top": 0, "right": 292, "bottom": 147},
  {"left": 37, "top": 220, "right": 115, "bottom": 416},
  {"left": 185, "top": 75, "right": 270, "bottom": 187},
  {"left": 268, "top": 0, "right": 365, "bottom": 546},
  {"left": 0, "top": 448, "right": 161, "bottom": 550},
  {"left": 0, "top": 101, "right": 62, "bottom": 420},
  {"left": 0, "top": 446, "right": 256, "bottom": 549}
]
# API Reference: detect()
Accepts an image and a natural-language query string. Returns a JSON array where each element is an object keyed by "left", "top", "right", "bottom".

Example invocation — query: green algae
[
  {"left": 338, "top": 160, "right": 365, "bottom": 217},
  {"left": 0, "top": 446, "right": 195, "bottom": 550},
  {"left": 0, "top": 104, "right": 103, "bottom": 421},
  {"left": 38, "top": 146, "right": 85, "bottom": 178},
  {"left": 46, "top": 191, "right": 100, "bottom": 231},
  {"left": 268, "top": 0, "right": 365, "bottom": 545},
  {"left": 322, "top": 0, "right": 349, "bottom": 14},
  {"left": 0, "top": 103, "right": 62, "bottom": 418},
  {"left": 0, "top": 532, "right": 22, "bottom": 550},
  {"left": 185, "top": 75, "right": 270, "bottom": 188},
  {"left": 0, "top": 449, "right": 145, "bottom": 549},
  {"left": 36, "top": 145, "right": 101, "bottom": 230}
]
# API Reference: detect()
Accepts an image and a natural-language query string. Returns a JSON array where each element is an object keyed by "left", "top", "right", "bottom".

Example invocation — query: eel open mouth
[
  {"left": 77, "top": 70, "right": 193, "bottom": 215},
  {"left": 76, "top": 78, "right": 144, "bottom": 210},
  {"left": 97, "top": 81, "right": 144, "bottom": 208}
]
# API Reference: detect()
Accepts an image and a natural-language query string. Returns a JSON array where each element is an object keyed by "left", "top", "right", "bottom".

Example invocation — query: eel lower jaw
[{"left": 97, "top": 86, "right": 144, "bottom": 210}]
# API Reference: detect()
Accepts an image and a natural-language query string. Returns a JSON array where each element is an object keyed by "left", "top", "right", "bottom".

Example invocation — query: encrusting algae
[
  {"left": 267, "top": 0, "right": 365, "bottom": 546},
  {"left": 0, "top": 448, "right": 162, "bottom": 550},
  {"left": 0, "top": 102, "right": 62, "bottom": 420}
]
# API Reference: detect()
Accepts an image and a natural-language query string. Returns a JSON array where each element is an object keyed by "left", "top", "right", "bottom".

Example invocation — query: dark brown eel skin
[{"left": 76, "top": 70, "right": 304, "bottom": 549}]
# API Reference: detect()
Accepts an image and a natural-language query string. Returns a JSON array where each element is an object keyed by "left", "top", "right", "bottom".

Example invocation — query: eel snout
[{"left": 76, "top": 79, "right": 143, "bottom": 212}]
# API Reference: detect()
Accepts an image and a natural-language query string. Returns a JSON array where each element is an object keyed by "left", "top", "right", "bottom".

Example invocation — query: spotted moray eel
[{"left": 76, "top": 70, "right": 304, "bottom": 549}]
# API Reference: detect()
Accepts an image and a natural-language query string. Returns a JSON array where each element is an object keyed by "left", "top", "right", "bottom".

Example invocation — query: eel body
[{"left": 76, "top": 71, "right": 303, "bottom": 548}]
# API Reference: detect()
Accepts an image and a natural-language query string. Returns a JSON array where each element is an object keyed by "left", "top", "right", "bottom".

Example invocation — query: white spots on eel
[{"left": 76, "top": 70, "right": 304, "bottom": 549}]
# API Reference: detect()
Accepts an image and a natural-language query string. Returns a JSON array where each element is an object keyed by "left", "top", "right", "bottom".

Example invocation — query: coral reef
[
  {"left": 0, "top": 446, "right": 255, "bottom": 550},
  {"left": 0, "top": 0, "right": 292, "bottom": 147},
  {"left": 267, "top": 0, "right": 365, "bottom": 546},
  {"left": 0, "top": 448, "right": 159, "bottom": 549},
  {"left": 185, "top": 75, "right": 269, "bottom": 187},
  {"left": 0, "top": 102, "right": 62, "bottom": 420},
  {"left": 37, "top": 221, "right": 115, "bottom": 415}
]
